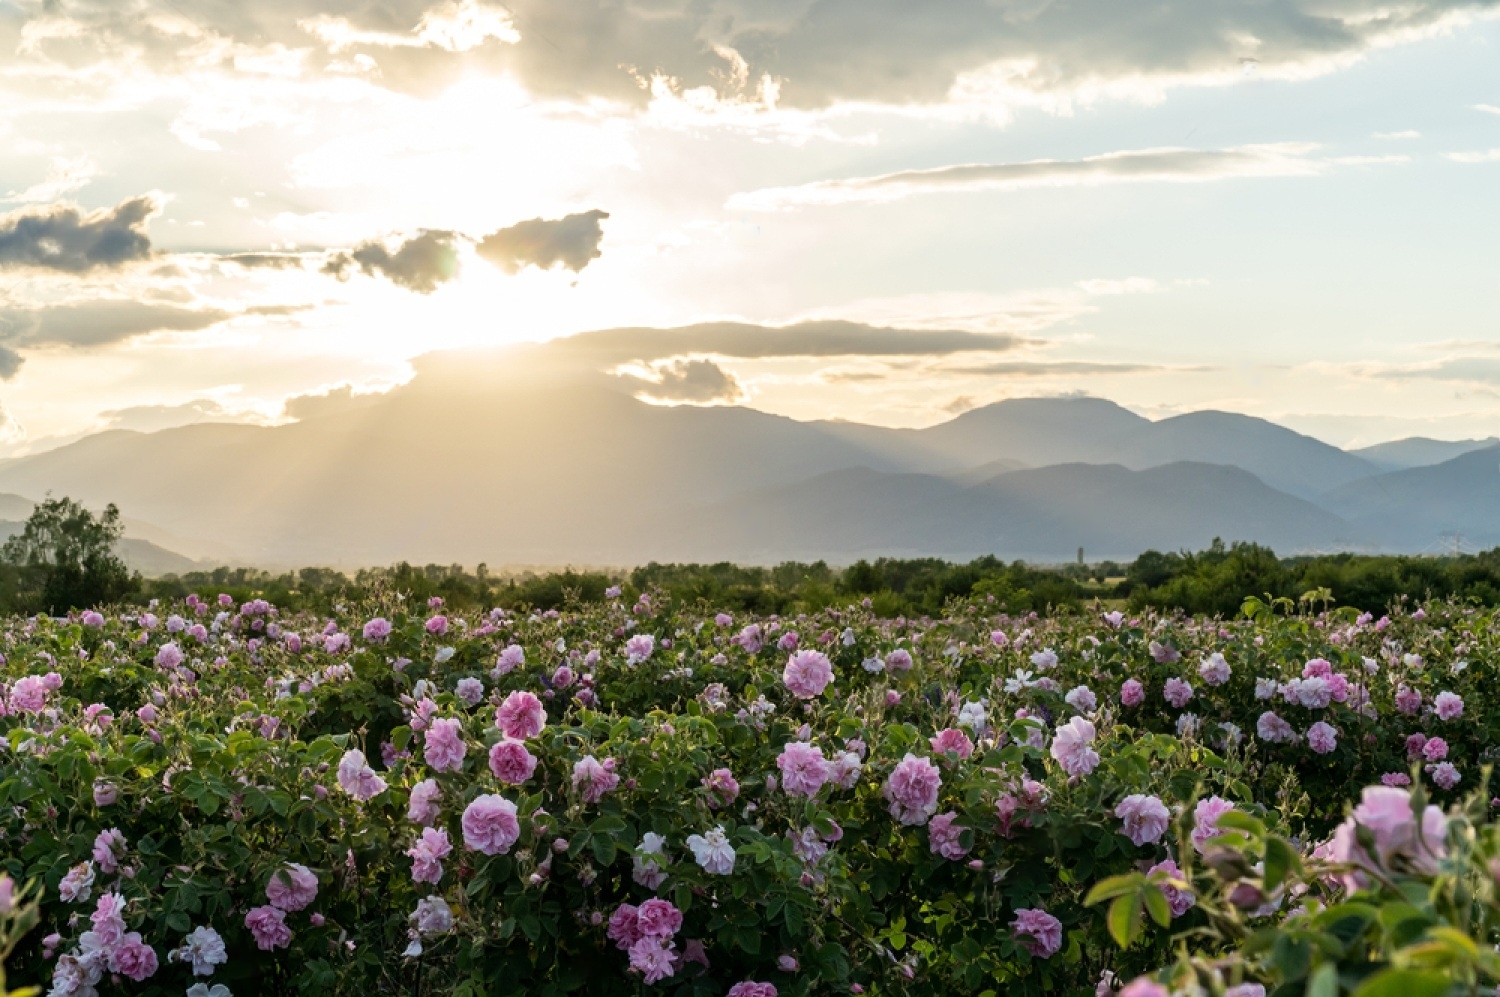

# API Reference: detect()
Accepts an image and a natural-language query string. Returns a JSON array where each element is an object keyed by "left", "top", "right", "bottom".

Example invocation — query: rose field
[{"left": 4, "top": 588, "right": 1500, "bottom": 997}]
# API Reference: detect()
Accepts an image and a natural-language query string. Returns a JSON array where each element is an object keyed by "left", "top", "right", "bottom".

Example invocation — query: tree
[{"left": 0, "top": 498, "right": 136, "bottom": 614}]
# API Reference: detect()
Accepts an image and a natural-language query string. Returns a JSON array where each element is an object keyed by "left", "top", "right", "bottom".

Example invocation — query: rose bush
[{"left": 0, "top": 591, "right": 1495, "bottom": 996}]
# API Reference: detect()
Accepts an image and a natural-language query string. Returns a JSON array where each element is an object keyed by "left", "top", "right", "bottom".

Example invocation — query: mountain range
[{"left": 0, "top": 328, "right": 1493, "bottom": 569}]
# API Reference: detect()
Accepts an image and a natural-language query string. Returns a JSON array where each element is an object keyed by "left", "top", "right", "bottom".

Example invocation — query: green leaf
[
  {"left": 1142, "top": 885, "right": 1171, "bottom": 928},
  {"left": 1106, "top": 894, "right": 1141, "bottom": 949},
  {"left": 1264, "top": 836, "right": 1298, "bottom": 892},
  {"left": 1306, "top": 963, "right": 1337, "bottom": 997},
  {"left": 1351, "top": 969, "right": 1451, "bottom": 997},
  {"left": 1085, "top": 873, "right": 1141, "bottom": 906}
]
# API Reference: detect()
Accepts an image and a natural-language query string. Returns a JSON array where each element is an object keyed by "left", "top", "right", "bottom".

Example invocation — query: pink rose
[
  {"left": 407, "top": 827, "right": 453, "bottom": 884},
  {"left": 782, "top": 650, "right": 834, "bottom": 699},
  {"left": 407, "top": 779, "right": 442, "bottom": 825},
  {"left": 461, "top": 794, "right": 521, "bottom": 855},
  {"left": 245, "top": 905, "right": 292, "bottom": 950},
  {"left": 265, "top": 863, "right": 318, "bottom": 911},
  {"left": 572, "top": 756, "right": 620, "bottom": 803},
  {"left": 635, "top": 898, "right": 683, "bottom": 938},
  {"left": 1120, "top": 679, "right": 1145, "bottom": 707},
  {"left": 883, "top": 753, "right": 941, "bottom": 825},
  {"left": 929, "top": 728, "right": 974, "bottom": 760},
  {"left": 495, "top": 691, "right": 546, "bottom": 740},
  {"left": 928, "top": 811, "right": 969, "bottom": 860},
  {"left": 423, "top": 717, "right": 467, "bottom": 773},
  {"left": 107, "top": 932, "right": 159, "bottom": 981},
  {"left": 1010, "top": 907, "right": 1062, "bottom": 958},
  {"left": 776, "top": 742, "right": 831, "bottom": 799},
  {"left": 1050, "top": 717, "right": 1100, "bottom": 777},
  {"left": 488, "top": 739, "right": 538, "bottom": 785},
  {"left": 1114, "top": 794, "right": 1170, "bottom": 846}
]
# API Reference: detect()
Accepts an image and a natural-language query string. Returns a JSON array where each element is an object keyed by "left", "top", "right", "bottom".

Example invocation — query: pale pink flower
[
  {"left": 1065, "top": 686, "right": 1097, "bottom": 712},
  {"left": 703, "top": 768, "right": 740, "bottom": 808},
  {"left": 9, "top": 674, "right": 46, "bottom": 713},
  {"left": 266, "top": 863, "right": 318, "bottom": 911},
  {"left": 885, "top": 648, "right": 914, "bottom": 673},
  {"left": 155, "top": 643, "right": 184, "bottom": 669},
  {"left": 407, "top": 827, "right": 453, "bottom": 884},
  {"left": 1430, "top": 762, "right": 1461, "bottom": 790},
  {"left": 726, "top": 983, "right": 778, "bottom": 997},
  {"left": 1435, "top": 691, "right": 1464, "bottom": 721},
  {"left": 455, "top": 677, "right": 484, "bottom": 706},
  {"left": 1255, "top": 711, "right": 1295, "bottom": 743},
  {"left": 607, "top": 904, "right": 641, "bottom": 949},
  {"left": 493, "top": 644, "right": 526, "bottom": 676},
  {"left": 782, "top": 650, "right": 834, "bottom": 699},
  {"left": 1010, "top": 908, "right": 1062, "bottom": 958},
  {"left": 488, "top": 739, "right": 538, "bottom": 785},
  {"left": 1119, "top": 980, "right": 1171, "bottom": 997},
  {"left": 495, "top": 691, "right": 546, "bottom": 739},
  {"left": 628, "top": 935, "right": 676, "bottom": 983},
  {"left": 928, "top": 812, "right": 969, "bottom": 860},
  {"left": 108, "top": 932, "right": 159, "bottom": 981},
  {"left": 1329, "top": 785, "right": 1447, "bottom": 889},
  {"left": 92, "top": 829, "right": 126, "bottom": 874},
  {"left": 1396, "top": 686, "right": 1422, "bottom": 715},
  {"left": 336, "top": 749, "right": 388, "bottom": 801},
  {"left": 423, "top": 717, "right": 467, "bottom": 773},
  {"left": 1198, "top": 653, "right": 1231, "bottom": 686},
  {"left": 929, "top": 728, "right": 974, "bottom": 760},
  {"left": 636, "top": 898, "right": 683, "bottom": 938},
  {"left": 1163, "top": 677, "right": 1193, "bottom": 708},
  {"left": 776, "top": 742, "right": 830, "bottom": 798},
  {"left": 1191, "top": 796, "right": 1237, "bottom": 854},
  {"left": 624, "top": 633, "right": 656, "bottom": 665},
  {"left": 572, "top": 755, "right": 620, "bottom": 803},
  {"left": 425, "top": 614, "right": 448, "bottom": 635},
  {"left": 883, "top": 753, "right": 941, "bottom": 825},
  {"left": 362, "top": 618, "right": 392, "bottom": 641},
  {"left": 1114, "top": 794, "right": 1170, "bottom": 846},
  {"left": 1050, "top": 717, "right": 1100, "bottom": 777},
  {"left": 1307, "top": 721, "right": 1338, "bottom": 755},
  {"left": 407, "top": 779, "right": 442, "bottom": 825},
  {"left": 461, "top": 794, "right": 521, "bottom": 855},
  {"left": 1147, "top": 858, "right": 1195, "bottom": 918},
  {"left": 1120, "top": 679, "right": 1144, "bottom": 707},
  {"left": 245, "top": 905, "right": 292, "bottom": 950}
]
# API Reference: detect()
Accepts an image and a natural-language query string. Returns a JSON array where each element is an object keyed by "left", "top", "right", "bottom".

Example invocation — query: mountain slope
[
  {"left": 1319, "top": 445, "right": 1500, "bottom": 551},
  {"left": 659, "top": 462, "right": 1359, "bottom": 562},
  {"left": 1351, "top": 437, "right": 1500, "bottom": 472}
]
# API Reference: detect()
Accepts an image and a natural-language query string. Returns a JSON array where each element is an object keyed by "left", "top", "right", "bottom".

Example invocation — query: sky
[{"left": 1, "top": 0, "right": 1499, "bottom": 453}]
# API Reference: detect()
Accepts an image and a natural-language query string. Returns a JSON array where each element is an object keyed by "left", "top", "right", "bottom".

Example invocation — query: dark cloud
[
  {"left": 476, "top": 210, "right": 608, "bottom": 274},
  {"left": 629, "top": 358, "right": 746, "bottom": 405},
  {"left": 555, "top": 320, "right": 1028, "bottom": 363},
  {"left": 0, "top": 195, "right": 157, "bottom": 272},
  {"left": 222, "top": 253, "right": 308, "bottom": 270},
  {"left": 6, "top": 1, "right": 1492, "bottom": 108},
  {"left": 0, "top": 302, "right": 231, "bottom": 377},
  {"left": 323, "top": 230, "right": 460, "bottom": 293}
]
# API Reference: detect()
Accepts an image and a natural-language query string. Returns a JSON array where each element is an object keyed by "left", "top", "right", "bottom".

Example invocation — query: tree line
[{"left": 12, "top": 498, "right": 1500, "bottom": 618}]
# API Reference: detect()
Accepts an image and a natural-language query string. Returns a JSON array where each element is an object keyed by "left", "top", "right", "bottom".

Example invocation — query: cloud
[
  {"left": 1446, "top": 149, "right": 1500, "bottom": 163},
  {"left": 221, "top": 253, "right": 310, "bottom": 271},
  {"left": 5, "top": 157, "right": 102, "bottom": 204},
  {"left": 1475, "top": 104, "right": 1500, "bottom": 115},
  {"left": 0, "top": 195, "right": 158, "bottom": 272},
  {"left": 323, "top": 230, "right": 461, "bottom": 292},
  {"left": 624, "top": 358, "right": 747, "bottom": 405},
  {"left": 0, "top": 302, "right": 231, "bottom": 370},
  {"left": 556, "top": 320, "right": 1028, "bottom": 364},
  {"left": 99, "top": 399, "right": 244, "bottom": 433},
  {"left": 6, "top": 1, "right": 1495, "bottom": 112},
  {"left": 728, "top": 144, "right": 1330, "bottom": 210},
  {"left": 947, "top": 360, "right": 1181, "bottom": 376},
  {"left": 1372, "top": 357, "right": 1500, "bottom": 385},
  {"left": 476, "top": 210, "right": 609, "bottom": 274},
  {"left": 1373, "top": 130, "right": 1422, "bottom": 139},
  {"left": 282, "top": 384, "right": 389, "bottom": 421}
]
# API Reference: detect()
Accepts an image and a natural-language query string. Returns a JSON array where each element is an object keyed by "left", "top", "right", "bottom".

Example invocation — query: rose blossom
[
  {"left": 883, "top": 753, "right": 941, "bottom": 825},
  {"left": 1191, "top": 796, "right": 1238, "bottom": 854},
  {"left": 461, "top": 794, "right": 521, "bottom": 855},
  {"left": 1147, "top": 859, "right": 1195, "bottom": 918},
  {"left": 407, "top": 827, "right": 453, "bottom": 884},
  {"left": 408, "top": 779, "right": 442, "bottom": 825},
  {"left": 1120, "top": 679, "right": 1144, "bottom": 707},
  {"left": 1010, "top": 908, "right": 1063, "bottom": 958},
  {"left": 1435, "top": 691, "right": 1464, "bottom": 721},
  {"left": 928, "top": 812, "right": 969, "bottom": 860},
  {"left": 1115, "top": 794, "right": 1171, "bottom": 846},
  {"left": 782, "top": 650, "right": 834, "bottom": 699},
  {"left": 686, "top": 826, "right": 736, "bottom": 875},
  {"left": 265, "top": 863, "right": 318, "bottom": 911},
  {"left": 108, "top": 932, "right": 159, "bottom": 981},
  {"left": 423, "top": 717, "right": 467, "bottom": 773},
  {"left": 1050, "top": 717, "right": 1100, "bottom": 777},
  {"left": 776, "top": 742, "right": 831, "bottom": 798},
  {"left": 495, "top": 691, "right": 546, "bottom": 739},
  {"left": 336, "top": 749, "right": 388, "bottom": 801},
  {"left": 929, "top": 728, "right": 974, "bottom": 760},
  {"left": 572, "top": 755, "right": 620, "bottom": 803},
  {"left": 1306, "top": 721, "right": 1338, "bottom": 755},
  {"left": 1163, "top": 677, "right": 1194, "bottom": 708},
  {"left": 488, "top": 739, "right": 538, "bottom": 785},
  {"left": 245, "top": 906, "right": 292, "bottom": 950}
]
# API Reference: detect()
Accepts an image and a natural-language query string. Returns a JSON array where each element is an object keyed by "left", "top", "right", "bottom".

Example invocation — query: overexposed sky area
[{"left": 1, "top": 0, "right": 1499, "bottom": 450}]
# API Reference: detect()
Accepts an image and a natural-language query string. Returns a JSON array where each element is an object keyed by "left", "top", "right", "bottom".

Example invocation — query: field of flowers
[{"left": 2, "top": 587, "right": 1499, "bottom": 997}]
